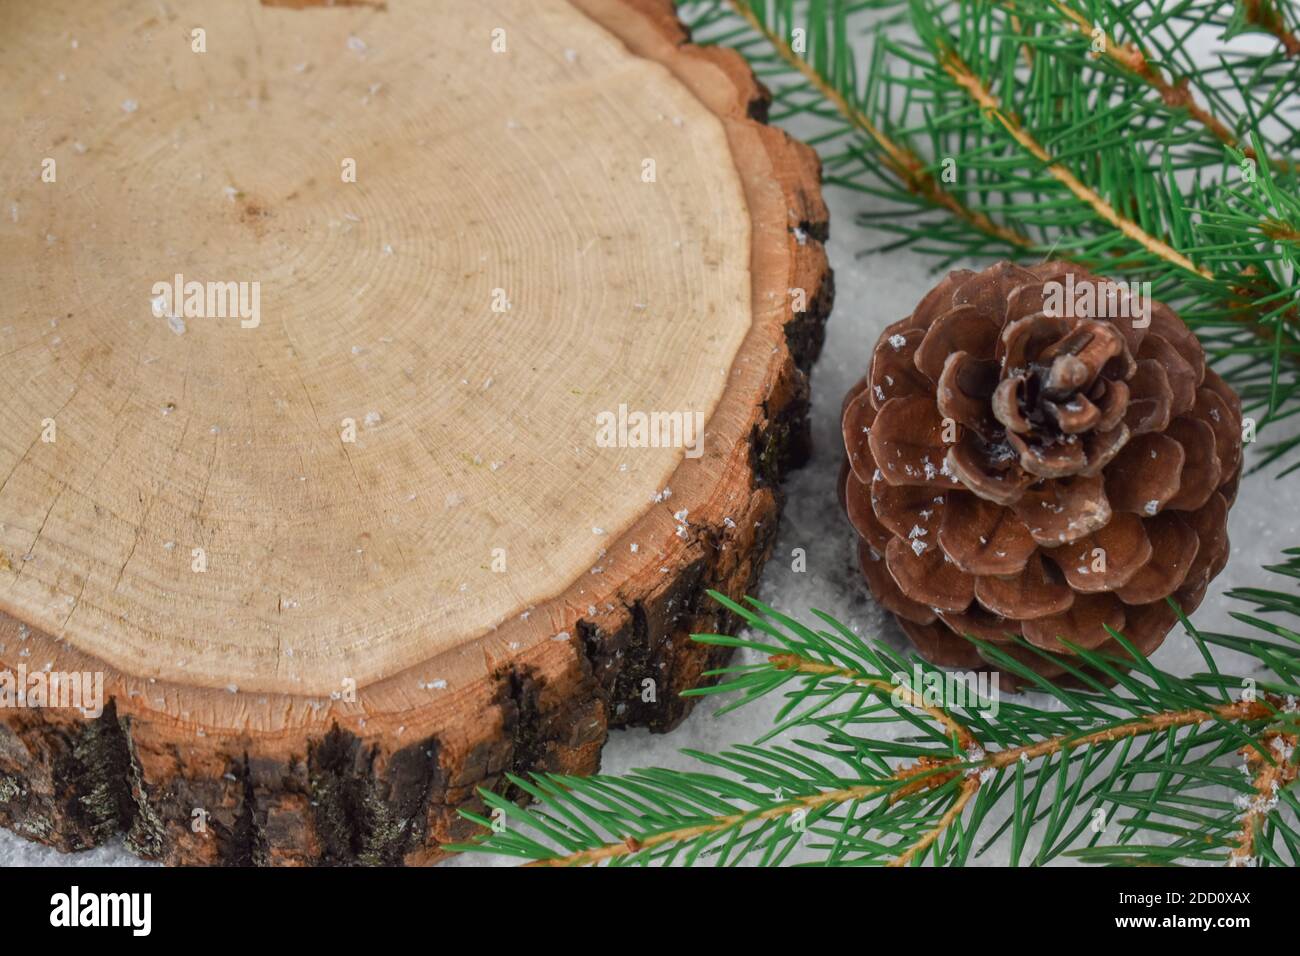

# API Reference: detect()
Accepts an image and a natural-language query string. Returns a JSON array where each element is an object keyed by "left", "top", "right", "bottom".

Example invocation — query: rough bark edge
[{"left": 0, "top": 0, "right": 832, "bottom": 866}]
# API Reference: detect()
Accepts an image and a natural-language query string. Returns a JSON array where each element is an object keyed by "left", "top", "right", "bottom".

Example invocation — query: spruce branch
[
  {"left": 723, "top": 0, "right": 1033, "bottom": 248},
  {"left": 1049, "top": 1, "right": 1238, "bottom": 150},
  {"left": 1230, "top": 727, "right": 1300, "bottom": 864},
  {"left": 768, "top": 654, "right": 978, "bottom": 747},
  {"left": 689, "top": 0, "right": 1300, "bottom": 468},
  {"left": 938, "top": 44, "right": 1211, "bottom": 278},
  {"left": 452, "top": 555, "right": 1300, "bottom": 866},
  {"left": 1001, "top": 0, "right": 1294, "bottom": 169},
  {"left": 1239, "top": 0, "right": 1300, "bottom": 56}
]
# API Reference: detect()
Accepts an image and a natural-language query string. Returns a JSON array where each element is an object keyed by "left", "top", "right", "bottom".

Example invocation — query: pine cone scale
[
  {"left": 885, "top": 537, "right": 974, "bottom": 612},
  {"left": 936, "top": 492, "right": 1036, "bottom": 575},
  {"left": 973, "top": 552, "right": 1072, "bottom": 620},
  {"left": 914, "top": 305, "right": 999, "bottom": 381},
  {"left": 868, "top": 395, "right": 962, "bottom": 489},
  {"left": 1021, "top": 593, "right": 1125, "bottom": 653},
  {"left": 1049, "top": 511, "right": 1151, "bottom": 592}
]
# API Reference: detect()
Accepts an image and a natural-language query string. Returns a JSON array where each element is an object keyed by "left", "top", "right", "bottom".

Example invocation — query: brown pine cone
[{"left": 839, "top": 261, "right": 1242, "bottom": 682}]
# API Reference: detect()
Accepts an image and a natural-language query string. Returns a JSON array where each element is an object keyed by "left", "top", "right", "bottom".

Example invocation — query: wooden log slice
[{"left": 0, "top": 0, "right": 830, "bottom": 864}]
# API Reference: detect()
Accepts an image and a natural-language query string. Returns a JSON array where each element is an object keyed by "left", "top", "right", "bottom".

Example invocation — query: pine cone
[{"left": 839, "top": 261, "right": 1242, "bottom": 681}]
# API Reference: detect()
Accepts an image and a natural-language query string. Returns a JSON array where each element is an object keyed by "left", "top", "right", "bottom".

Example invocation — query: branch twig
[
  {"left": 1038, "top": 0, "right": 1292, "bottom": 170},
  {"left": 523, "top": 654, "right": 1281, "bottom": 867},
  {"left": 723, "top": 0, "right": 1032, "bottom": 250},
  {"left": 1242, "top": 0, "right": 1300, "bottom": 56},
  {"left": 712, "top": 2, "right": 1300, "bottom": 370},
  {"left": 941, "top": 47, "right": 1213, "bottom": 280},
  {"left": 769, "top": 655, "right": 977, "bottom": 748},
  {"left": 1229, "top": 728, "right": 1299, "bottom": 866}
]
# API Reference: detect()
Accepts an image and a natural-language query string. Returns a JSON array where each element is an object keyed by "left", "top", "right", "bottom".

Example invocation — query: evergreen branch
[
  {"left": 1241, "top": 0, "right": 1300, "bottom": 55},
  {"left": 723, "top": 0, "right": 1033, "bottom": 248},
  {"left": 452, "top": 563, "right": 1300, "bottom": 866},
  {"left": 1025, "top": 0, "right": 1284, "bottom": 169},
  {"left": 518, "top": 776, "right": 890, "bottom": 867},
  {"left": 453, "top": 652, "right": 1289, "bottom": 865},
  {"left": 938, "top": 45, "right": 1212, "bottom": 278},
  {"left": 687, "top": 0, "right": 1300, "bottom": 467},
  {"left": 1230, "top": 728, "right": 1300, "bottom": 864},
  {"left": 769, "top": 654, "right": 977, "bottom": 747},
  {"left": 894, "top": 776, "right": 981, "bottom": 866}
]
